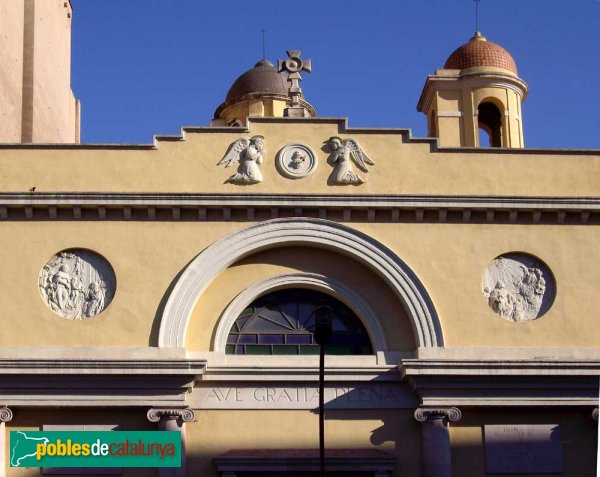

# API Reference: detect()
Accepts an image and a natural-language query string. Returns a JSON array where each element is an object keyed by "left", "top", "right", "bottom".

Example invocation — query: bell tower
[
  {"left": 417, "top": 32, "right": 528, "bottom": 148},
  {"left": 0, "top": 0, "right": 80, "bottom": 143}
]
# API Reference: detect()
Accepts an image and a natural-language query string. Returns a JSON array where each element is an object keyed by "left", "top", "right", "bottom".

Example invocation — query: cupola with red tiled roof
[
  {"left": 417, "top": 31, "right": 528, "bottom": 148},
  {"left": 444, "top": 31, "right": 518, "bottom": 76}
]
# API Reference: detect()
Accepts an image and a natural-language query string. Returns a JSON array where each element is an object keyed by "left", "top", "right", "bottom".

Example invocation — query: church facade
[{"left": 0, "top": 2, "right": 599, "bottom": 476}]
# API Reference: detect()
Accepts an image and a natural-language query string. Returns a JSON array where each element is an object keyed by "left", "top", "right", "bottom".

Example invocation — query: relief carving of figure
[
  {"left": 486, "top": 281, "right": 514, "bottom": 320},
  {"left": 53, "top": 264, "right": 73, "bottom": 312},
  {"left": 217, "top": 135, "right": 265, "bottom": 184},
  {"left": 482, "top": 255, "right": 553, "bottom": 322},
  {"left": 325, "top": 137, "right": 374, "bottom": 185},
  {"left": 84, "top": 281, "right": 106, "bottom": 318},
  {"left": 39, "top": 250, "right": 115, "bottom": 320},
  {"left": 289, "top": 150, "right": 306, "bottom": 170}
]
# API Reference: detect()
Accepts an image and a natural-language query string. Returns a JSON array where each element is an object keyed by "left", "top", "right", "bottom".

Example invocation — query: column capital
[
  {"left": 592, "top": 407, "right": 598, "bottom": 422},
  {"left": 147, "top": 408, "right": 195, "bottom": 423},
  {"left": 414, "top": 407, "right": 462, "bottom": 423},
  {"left": 0, "top": 407, "right": 13, "bottom": 423}
]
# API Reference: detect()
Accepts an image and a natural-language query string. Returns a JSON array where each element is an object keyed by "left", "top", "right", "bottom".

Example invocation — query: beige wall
[
  {"left": 0, "top": 0, "right": 25, "bottom": 142},
  {"left": 29, "top": 0, "right": 78, "bottom": 143},
  {"left": 0, "top": 0, "right": 79, "bottom": 144}
]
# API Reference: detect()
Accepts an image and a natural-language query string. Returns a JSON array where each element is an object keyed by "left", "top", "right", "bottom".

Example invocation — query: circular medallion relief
[
  {"left": 482, "top": 253, "right": 555, "bottom": 322},
  {"left": 39, "top": 249, "right": 116, "bottom": 320},
  {"left": 275, "top": 144, "right": 318, "bottom": 179}
]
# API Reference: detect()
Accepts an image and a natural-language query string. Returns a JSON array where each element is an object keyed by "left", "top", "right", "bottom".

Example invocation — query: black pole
[
  {"left": 315, "top": 306, "right": 332, "bottom": 477},
  {"left": 319, "top": 342, "right": 325, "bottom": 477}
]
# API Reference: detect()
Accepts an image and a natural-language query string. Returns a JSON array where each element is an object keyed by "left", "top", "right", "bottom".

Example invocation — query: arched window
[
  {"left": 478, "top": 102, "right": 502, "bottom": 147},
  {"left": 226, "top": 289, "right": 373, "bottom": 355}
]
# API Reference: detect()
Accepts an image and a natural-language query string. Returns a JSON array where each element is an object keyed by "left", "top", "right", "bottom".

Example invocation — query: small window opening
[
  {"left": 428, "top": 110, "right": 437, "bottom": 138},
  {"left": 478, "top": 102, "right": 502, "bottom": 147},
  {"left": 227, "top": 118, "right": 243, "bottom": 127}
]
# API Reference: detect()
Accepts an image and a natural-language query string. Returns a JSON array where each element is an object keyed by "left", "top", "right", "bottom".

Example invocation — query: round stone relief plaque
[
  {"left": 275, "top": 144, "right": 318, "bottom": 179},
  {"left": 482, "top": 253, "right": 555, "bottom": 322},
  {"left": 39, "top": 249, "right": 116, "bottom": 320}
]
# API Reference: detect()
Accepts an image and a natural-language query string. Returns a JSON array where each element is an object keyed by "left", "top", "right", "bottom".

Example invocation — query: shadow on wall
[{"left": 450, "top": 409, "right": 598, "bottom": 477}]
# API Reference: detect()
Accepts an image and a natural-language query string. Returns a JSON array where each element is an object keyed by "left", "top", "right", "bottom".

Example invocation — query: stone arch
[{"left": 158, "top": 218, "right": 443, "bottom": 348}]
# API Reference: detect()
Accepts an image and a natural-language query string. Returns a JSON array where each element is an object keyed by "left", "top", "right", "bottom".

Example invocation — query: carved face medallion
[
  {"left": 482, "top": 253, "right": 555, "bottom": 321},
  {"left": 39, "top": 249, "right": 116, "bottom": 320},
  {"left": 275, "top": 144, "right": 318, "bottom": 179}
]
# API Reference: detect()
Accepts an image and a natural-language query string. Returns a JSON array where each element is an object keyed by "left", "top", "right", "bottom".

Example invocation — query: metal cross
[{"left": 278, "top": 50, "right": 312, "bottom": 112}]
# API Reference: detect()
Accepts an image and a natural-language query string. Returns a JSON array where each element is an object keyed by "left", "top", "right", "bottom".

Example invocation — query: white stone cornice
[
  {"left": 0, "top": 193, "right": 599, "bottom": 225},
  {"left": 400, "top": 358, "right": 600, "bottom": 376},
  {"left": 0, "top": 358, "right": 206, "bottom": 375},
  {"left": 0, "top": 357, "right": 205, "bottom": 408},
  {"left": 401, "top": 358, "right": 600, "bottom": 407}
]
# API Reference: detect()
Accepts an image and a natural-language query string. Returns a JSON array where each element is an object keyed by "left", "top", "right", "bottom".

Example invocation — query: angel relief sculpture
[
  {"left": 326, "top": 137, "right": 374, "bottom": 185},
  {"left": 217, "top": 135, "right": 265, "bottom": 185}
]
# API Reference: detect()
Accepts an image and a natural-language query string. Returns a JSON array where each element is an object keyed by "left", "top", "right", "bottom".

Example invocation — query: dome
[
  {"left": 214, "top": 59, "right": 316, "bottom": 120},
  {"left": 225, "top": 59, "right": 288, "bottom": 102},
  {"left": 444, "top": 32, "right": 518, "bottom": 75}
]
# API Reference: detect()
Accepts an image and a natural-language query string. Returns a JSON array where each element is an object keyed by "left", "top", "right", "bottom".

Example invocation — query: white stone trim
[
  {"left": 436, "top": 111, "right": 463, "bottom": 118},
  {"left": 159, "top": 218, "right": 442, "bottom": 348},
  {"left": 213, "top": 273, "right": 387, "bottom": 352}
]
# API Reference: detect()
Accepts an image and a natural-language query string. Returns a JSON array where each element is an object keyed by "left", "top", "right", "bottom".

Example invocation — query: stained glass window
[{"left": 226, "top": 289, "right": 373, "bottom": 355}]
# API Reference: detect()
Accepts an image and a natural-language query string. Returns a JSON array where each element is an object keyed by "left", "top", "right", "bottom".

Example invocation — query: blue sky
[{"left": 71, "top": 0, "right": 600, "bottom": 148}]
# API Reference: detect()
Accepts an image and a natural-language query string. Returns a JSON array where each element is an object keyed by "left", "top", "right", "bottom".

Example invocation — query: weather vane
[
  {"left": 278, "top": 50, "right": 312, "bottom": 117},
  {"left": 261, "top": 29, "right": 266, "bottom": 60},
  {"left": 475, "top": 0, "right": 481, "bottom": 33}
]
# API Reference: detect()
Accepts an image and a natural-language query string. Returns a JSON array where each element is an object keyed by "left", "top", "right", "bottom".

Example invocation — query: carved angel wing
[
  {"left": 217, "top": 138, "right": 249, "bottom": 168},
  {"left": 344, "top": 139, "right": 374, "bottom": 172}
]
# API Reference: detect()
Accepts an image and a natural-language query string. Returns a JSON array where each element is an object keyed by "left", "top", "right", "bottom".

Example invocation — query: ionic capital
[
  {"left": 147, "top": 408, "right": 195, "bottom": 423},
  {"left": 0, "top": 407, "right": 13, "bottom": 422},
  {"left": 592, "top": 407, "right": 598, "bottom": 422},
  {"left": 414, "top": 407, "right": 462, "bottom": 423}
]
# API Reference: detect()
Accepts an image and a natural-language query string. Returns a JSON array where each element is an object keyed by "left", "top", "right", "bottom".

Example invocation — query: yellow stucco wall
[
  {"left": 0, "top": 121, "right": 598, "bottom": 195},
  {"left": 0, "top": 219, "right": 598, "bottom": 349}
]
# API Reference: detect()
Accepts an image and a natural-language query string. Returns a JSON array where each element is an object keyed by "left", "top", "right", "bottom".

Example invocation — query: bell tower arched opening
[{"left": 478, "top": 101, "right": 503, "bottom": 147}]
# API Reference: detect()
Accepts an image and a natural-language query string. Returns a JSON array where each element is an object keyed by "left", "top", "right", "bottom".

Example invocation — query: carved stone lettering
[
  {"left": 485, "top": 424, "right": 563, "bottom": 474},
  {"left": 482, "top": 253, "right": 555, "bottom": 321},
  {"left": 39, "top": 250, "right": 116, "bottom": 320},
  {"left": 191, "top": 384, "right": 417, "bottom": 410}
]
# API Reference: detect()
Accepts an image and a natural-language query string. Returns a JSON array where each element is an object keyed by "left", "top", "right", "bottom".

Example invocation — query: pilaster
[
  {"left": 414, "top": 407, "right": 461, "bottom": 477},
  {"left": 147, "top": 408, "right": 195, "bottom": 477}
]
